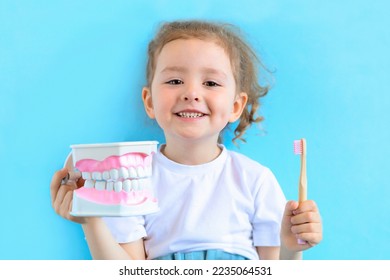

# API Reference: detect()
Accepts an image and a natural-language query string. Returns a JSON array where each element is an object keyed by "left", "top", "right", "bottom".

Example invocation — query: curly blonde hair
[{"left": 146, "top": 20, "right": 270, "bottom": 143}]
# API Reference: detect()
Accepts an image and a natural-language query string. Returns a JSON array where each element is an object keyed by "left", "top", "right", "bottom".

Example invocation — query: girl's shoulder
[
  {"left": 225, "top": 149, "right": 272, "bottom": 177},
  {"left": 225, "top": 149, "right": 281, "bottom": 195}
]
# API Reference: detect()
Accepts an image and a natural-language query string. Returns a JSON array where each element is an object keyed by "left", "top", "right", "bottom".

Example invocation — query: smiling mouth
[{"left": 176, "top": 112, "right": 206, "bottom": 118}]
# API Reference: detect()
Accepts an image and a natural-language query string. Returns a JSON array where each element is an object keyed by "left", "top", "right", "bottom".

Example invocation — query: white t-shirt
[{"left": 103, "top": 145, "right": 286, "bottom": 260}]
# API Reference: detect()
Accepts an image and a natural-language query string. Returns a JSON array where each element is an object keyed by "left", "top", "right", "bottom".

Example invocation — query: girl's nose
[
  {"left": 183, "top": 96, "right": 199, "bottom": 102},
  {"left": 181, "top": 84, "right": 200, "bottom": 102}
]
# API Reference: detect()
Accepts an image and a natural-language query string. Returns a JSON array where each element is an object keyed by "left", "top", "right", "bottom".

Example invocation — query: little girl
[{"left": 50, "top": 20, "right": 322, "bottom": 260}]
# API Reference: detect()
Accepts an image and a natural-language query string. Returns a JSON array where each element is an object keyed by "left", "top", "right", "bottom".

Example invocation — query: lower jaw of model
[{"left": 70, "top": 153, "right": 158, "bottom": 217}]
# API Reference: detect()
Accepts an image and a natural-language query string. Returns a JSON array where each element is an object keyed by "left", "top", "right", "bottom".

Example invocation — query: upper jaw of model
[{"left": 75, "top": 152, "right": 152, "bottom": 193}]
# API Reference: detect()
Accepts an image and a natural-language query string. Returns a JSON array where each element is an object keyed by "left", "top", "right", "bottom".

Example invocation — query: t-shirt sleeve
[
  {"left": 251, "top": 168, "right": 287, "bottom": 247},
  {"left": 102, "top": 216, "right": 147, "bottom": 243}
]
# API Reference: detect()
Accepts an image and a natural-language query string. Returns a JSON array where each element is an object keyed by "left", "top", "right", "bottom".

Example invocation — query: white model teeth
[
  {"left": 82, "top": 172, "right": 92, "bottom": 180},
  {"left": 119, "top": 167, "right": 129, "bottom": 179},
  {"left": 137, "top": 166, "right": 145, "bottom": 177},
  {"left": 83, "top": 169, "right": 149, "bottom": 180},
  {"left": 82, "top": 178, "right": 150, "bottom": 193},
  {"left": 132, "top": 179, "right": 139, "bottom": 191},
  {"left": 84, "top": 180, "right": 94, "bottom": 188},
  {"left": 95, "top": 181, "right": 106, "bottom": 191},
  {"left": 81, "top": 165, "right": 152, "bottom": 192},
  {"left": 114, "top": 181, "right": 123, "bottom": 192},
  {"left": 123, "top": 179, "right": 131, "bottom": 192},
  {"left": 128, "top": 167, "right": 136, "bottom": 178},
  {"left": 102, "top": 171, "right": 110, "bottom": 180},
  {"left": 92, "top": 172, "right": 102, "bottom": 180},
  {"left": 110, "top": 169, "right": 119, "bottom": 180},
  {"left": 106, "top": 181, "right": 114, "bottom": 191},
  {"left": 178, "top": 112, "right": 204, "bottom": 118}
]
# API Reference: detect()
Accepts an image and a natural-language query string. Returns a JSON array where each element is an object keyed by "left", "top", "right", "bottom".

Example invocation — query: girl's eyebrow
[
  {"left": 202, "top": 67, "right": 228, "bottom": 79},
  {"left": 161, "top": 66, "right": 227, "bottom": 79},
  {"left": 160, "top": 66, "right": 187, "bottom": 74}
]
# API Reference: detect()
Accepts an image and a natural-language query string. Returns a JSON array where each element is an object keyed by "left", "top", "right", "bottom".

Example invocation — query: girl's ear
[
  {"left": 229, "top": 92, "right": 248, "bottom": 123},
  {"left": 142, "top": 87, "right": 155, "bottom": 119}
]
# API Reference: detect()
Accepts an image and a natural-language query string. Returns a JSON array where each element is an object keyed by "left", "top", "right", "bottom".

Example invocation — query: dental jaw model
[{"left": 68, "top": 141, "right": 159, "bottom": 217}]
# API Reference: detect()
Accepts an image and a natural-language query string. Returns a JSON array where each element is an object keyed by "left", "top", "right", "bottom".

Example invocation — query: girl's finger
[
  {"left": 295, "top": 232, "right": 322, "bottom": 246},
  {"left": 293, "top": 200, "right": 319, "bottom": 214},
  {"left": 50, "top": 168, "right": 68, "bottom": 204},
  {"left": 291, "top": 211, "right": 321, "bottom": 224},
  {"left": 291, "top": 222, "right": 322, "bottom": 235}
]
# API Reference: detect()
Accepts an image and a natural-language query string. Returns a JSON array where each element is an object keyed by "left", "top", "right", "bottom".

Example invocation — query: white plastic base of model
[{"left": 70, "top": 192, "right": 159, "bottom": 217}]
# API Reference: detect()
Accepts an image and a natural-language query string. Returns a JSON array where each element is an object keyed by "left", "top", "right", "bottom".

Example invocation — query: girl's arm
[
  {"left": 82, "top": 218, "right": 146, "bottom": 260},
  {"left": 51, "top": 169, "right": 146, "bottom": 260},
  {"left": 279, "top": 200, "right": 322, "bottom": 259},
  {"left": 256, "top": 246, "right": 279, "bottom": 260},
  {"left": 257, "top": 200, "right": 321, "bottom": 260},
  {"left": 256, "top": 246, "right": 302, "bottom": 260}
]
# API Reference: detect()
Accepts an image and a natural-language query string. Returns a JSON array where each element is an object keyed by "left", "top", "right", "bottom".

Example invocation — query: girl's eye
[
  {"left": 166, "top": 79, "right": 183, "bottom": 85},
  {"left": 204, "top": 81, "right": 220, "bottom": 87}
]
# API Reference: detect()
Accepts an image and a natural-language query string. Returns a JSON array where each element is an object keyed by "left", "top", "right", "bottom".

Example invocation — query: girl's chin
[{"left": 165, "top": 132, "right": 220, "bottom": 144}]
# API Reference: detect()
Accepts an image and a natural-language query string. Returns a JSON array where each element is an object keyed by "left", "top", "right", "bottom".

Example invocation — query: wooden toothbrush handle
[
  {"left": 298, "top": 139, "right": 308, "bottom": 245},
  {"left": 299, "top": 139, "right": 307, "bottom": 203}
]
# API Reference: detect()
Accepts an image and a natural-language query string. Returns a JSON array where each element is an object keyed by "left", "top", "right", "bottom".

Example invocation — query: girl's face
[{"left": 143, "top": 38, "right": 247, "bottom": 144}]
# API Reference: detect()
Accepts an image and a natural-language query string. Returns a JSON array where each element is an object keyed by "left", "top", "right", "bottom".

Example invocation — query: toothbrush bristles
[{"left": 293, "top": 140, "right": 303, "bottom": 155}]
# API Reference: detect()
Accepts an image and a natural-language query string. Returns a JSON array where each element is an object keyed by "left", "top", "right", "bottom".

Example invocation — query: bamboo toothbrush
[{"left": 293, "top": 138, "right": 307, "bottom": 245}]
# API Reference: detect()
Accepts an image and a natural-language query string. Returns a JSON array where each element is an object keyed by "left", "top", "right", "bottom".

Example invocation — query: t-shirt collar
[{"left": 154, "top": 144, "right": 228, "bottom": 175}]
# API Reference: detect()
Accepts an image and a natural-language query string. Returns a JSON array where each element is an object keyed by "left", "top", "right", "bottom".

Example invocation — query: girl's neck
[{"left": 162, "top": 138, "right": 222, "bottom": 165}]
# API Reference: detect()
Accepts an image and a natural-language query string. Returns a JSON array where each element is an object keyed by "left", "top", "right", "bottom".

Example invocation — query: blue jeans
[{"left": 153, "top": 249, "right": 249, "bottom": 260}]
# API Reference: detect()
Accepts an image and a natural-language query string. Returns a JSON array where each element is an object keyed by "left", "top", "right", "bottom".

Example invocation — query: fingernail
[
  {"left": 297, "top": 238, "right": 307, "bottom": 245},
  {"left": 61, "top": 173, "right": 69, "bottom": 185}
]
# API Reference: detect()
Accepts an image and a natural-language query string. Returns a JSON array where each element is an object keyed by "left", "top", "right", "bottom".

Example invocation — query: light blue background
[{"left": 1, "top": 0, "right": 389, "bottom": 260}]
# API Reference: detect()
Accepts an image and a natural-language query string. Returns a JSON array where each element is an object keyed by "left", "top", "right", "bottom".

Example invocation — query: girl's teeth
[{"left": 178, "top": 112, "right": 204, "bottom": 118}]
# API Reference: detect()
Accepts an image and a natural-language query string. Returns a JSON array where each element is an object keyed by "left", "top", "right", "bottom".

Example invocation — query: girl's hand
[
  {"left": 50, "top": 168, "right": 87, "bottom": 224},
  {"left": 280, "top": 200, "right": 322, "bottom": 252}
]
